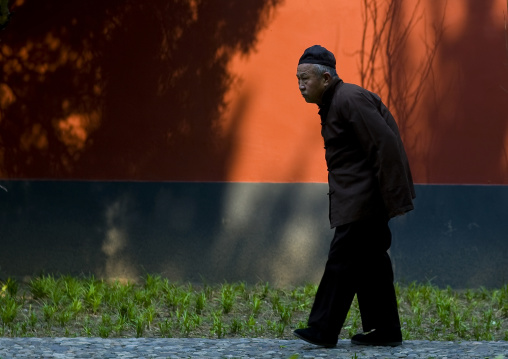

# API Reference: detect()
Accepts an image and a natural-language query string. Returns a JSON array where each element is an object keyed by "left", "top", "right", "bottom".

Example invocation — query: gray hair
[{"left": 313, "top": 64, "right": 338, "bottom": 78}]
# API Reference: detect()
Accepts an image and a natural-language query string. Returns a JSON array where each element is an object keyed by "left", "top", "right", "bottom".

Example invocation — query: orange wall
[
  {"left": 1, "top": 0, "right": 507, "bottom": 184},
  {"left": 223, "top": 0, "right": 508, "bottom": 184}
]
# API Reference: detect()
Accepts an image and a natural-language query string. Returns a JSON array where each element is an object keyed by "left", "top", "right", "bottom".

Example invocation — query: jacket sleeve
[{"left": 342, "top": 90, "right": 414, "bottom": 217}]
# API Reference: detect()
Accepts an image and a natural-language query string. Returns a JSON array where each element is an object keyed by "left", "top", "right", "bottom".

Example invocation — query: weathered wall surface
[
  {"left": 0, "top": 1, "right": 507, "bottom": 287},
  {"left": 1, "top": 181, "right": 506, "bottom": 288},
  {"left": 1, "top": 0, "right": 507, "bottom": 183}
]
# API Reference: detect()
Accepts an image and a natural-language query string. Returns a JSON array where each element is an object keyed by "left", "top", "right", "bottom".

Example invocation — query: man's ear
[{"left": 323, "top": 72, "right": 332, "bottom": 86}]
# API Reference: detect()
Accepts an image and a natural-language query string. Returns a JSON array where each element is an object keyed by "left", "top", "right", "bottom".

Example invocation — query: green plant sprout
[{"left": 0, "top": 275, "right": 504, "bottom": 340}]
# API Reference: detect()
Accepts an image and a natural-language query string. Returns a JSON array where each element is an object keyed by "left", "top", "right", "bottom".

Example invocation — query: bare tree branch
[{"left": 358, "top": 0, "right": 446, "bottom": 137}]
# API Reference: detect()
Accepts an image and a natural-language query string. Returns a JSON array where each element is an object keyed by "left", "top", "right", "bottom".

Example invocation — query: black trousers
[{"left": 307, "top": 216, "right": 400, "bottom": 336}]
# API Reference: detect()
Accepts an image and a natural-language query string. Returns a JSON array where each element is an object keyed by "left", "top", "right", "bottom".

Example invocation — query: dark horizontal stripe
[{"left": 0, "top": 181, "right": 506, "bottom": 288}]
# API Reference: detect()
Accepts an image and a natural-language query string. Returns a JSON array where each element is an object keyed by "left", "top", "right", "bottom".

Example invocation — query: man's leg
[
  {"left": 293, "top": 223, "right": 358, "bottom": 346},
  {"left": 306, "top": 255, "right": 356, "bottom": 336},
  {"left": 306, "top": 222, "right": 360, "bottom": 336},
  {"left": 353, "top": 218, "right": 402, "bottom": 346},
  {"left": 356, "top": 252, "right": 400, "bottom": 332}
]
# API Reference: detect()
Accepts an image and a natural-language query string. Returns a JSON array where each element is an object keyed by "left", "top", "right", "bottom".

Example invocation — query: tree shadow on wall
[
  {"left": 357, "top": 0, "right": 445, "bottom": 175},
  {"left": 0, "top": 0, "right": 283, "bottom": 180},
  {"left": 357, "top": 0, "right": 508, "bottom": 183},
  {"left": 426, "top": 0, "right": 508, "bottom": 183}
]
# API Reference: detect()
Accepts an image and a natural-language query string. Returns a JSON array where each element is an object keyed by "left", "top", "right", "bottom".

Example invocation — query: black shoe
[
  {"left": 293, "top": 327, "right": 338, "bottom": 348},
  {"left": 351, "top": 329, "right": 402, "bottom": 347}
]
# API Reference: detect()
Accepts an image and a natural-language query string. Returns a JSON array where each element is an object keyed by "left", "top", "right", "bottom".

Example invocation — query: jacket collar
[{"left": 318, "top": 77, "right": 342, "bottom": 115}]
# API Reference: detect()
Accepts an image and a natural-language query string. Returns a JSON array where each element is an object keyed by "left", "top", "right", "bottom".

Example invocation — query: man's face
[{"left": 296, "top": 63, "right": 327, "bottom": 105}]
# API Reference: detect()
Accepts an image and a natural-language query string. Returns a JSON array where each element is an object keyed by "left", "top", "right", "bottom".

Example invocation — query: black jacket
[{"left": 319, "top": 78, "right": 415, "bottom": 227}]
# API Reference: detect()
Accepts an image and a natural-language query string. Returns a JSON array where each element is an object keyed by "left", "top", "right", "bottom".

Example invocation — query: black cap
[{"left": 298, "top": 45, "right": 336, "bottom": 69}]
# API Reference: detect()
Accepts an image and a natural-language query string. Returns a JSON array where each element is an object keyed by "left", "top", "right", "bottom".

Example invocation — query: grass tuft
[{"left": 0, "top": 275, "right": 505, "bottom": 340}]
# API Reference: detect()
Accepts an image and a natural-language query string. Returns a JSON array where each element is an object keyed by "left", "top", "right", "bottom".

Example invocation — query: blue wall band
[{"left": 0, "top": 181, "right": 506, "bottom": 288}]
